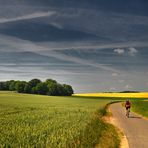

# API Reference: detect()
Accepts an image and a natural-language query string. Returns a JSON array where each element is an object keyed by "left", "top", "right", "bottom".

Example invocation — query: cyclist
[{"left": 125, "top": 99, "right": 131, "bottom": 117}]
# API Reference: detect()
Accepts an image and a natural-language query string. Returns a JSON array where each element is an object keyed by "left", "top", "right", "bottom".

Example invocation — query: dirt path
[{"left": 110, "top": 103, "right": 148, "bottom": 148}]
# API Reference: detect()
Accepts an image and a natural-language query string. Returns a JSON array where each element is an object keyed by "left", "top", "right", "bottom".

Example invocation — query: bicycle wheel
[{"left": 127, "top": 108, "right": 130, "bottom": 118}]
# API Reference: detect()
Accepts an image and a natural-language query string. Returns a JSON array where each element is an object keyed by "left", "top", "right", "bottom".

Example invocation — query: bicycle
[
  {"left": 125, "top": 100, "right": 131, "bottom": 118},
  {"left": 126, "top": 107, "right": 130, "bottom": 118}
]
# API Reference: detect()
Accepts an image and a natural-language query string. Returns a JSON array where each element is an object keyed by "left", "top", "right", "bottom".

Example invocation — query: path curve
[{"left": 110, "top": 103, "right": 148, "bottom": 148}]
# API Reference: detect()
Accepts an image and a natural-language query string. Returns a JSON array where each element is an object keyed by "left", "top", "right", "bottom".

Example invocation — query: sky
[{"left": 0, "top": 0, "right": 148, "bottom": 93}]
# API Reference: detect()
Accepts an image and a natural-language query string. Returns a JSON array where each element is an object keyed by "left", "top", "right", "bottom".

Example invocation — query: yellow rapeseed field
[{"left": 73, "top": 92, "right": 148, "bottom": 98}]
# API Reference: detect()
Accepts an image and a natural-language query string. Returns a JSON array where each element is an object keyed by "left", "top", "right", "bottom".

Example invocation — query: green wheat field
[{"left": 0, "top": 91, "right": 147, "bottom": 147}]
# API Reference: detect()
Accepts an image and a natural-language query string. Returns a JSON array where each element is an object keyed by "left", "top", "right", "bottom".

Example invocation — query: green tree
[
  {"left": 35, "top": 82, "right": 48, "bottom": 95},
  {"left": 0, "top": 78, "right": 74, "bottom": 96},
  {"left": 28, "top": 79, "right": 41, "bottom": 88},
  {"left": 0, "top": 82, "right": 6, "bottom": 90},
  {"left": 0, "top": 81, "right": 11, "bottom": 90},
  {"left": 31, "top": 87, "right": 37, "bottom": 94},
  {"left": 56, "top": 84, "right": 65, "bottom": 96},
  {"left": 47, "top": 83, "right": 67, "bottom": 96},
  {"left": 63, "top": 84, "right": 74, "bottom": 96},
  {"left": 5, "top": 81, "right": 11, "bottom": 90},
  {"left": 47, "top": 83, "right": 58, "bottom": 96},
  {"left": 45, "top": 79, "right": 57, "bottom": 84},
  {"left": 15, "top": 81, "right": 27, "bottom": 93},
  {"left": 9, "top": 80, "right": 17, "bottom": 91},
  {"left": 24, "top": 83, "right": 32, "bottom": 93}
]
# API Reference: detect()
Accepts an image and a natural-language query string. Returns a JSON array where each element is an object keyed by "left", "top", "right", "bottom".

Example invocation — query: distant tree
[
  {"left": 35, "top": 82, "right": 48, "bottom": 95},
  {"left": 28, "top": 79, "right": 41, "bottom": 88},
  {"left": 0, "top": 81, "right": 13, "bottom": 90},
  {"left": 63, "top": 84, "right": 74, "bottom": 96},
  {"left": 15, "top": 81, "right": 27, "bottom": 93},
  {"left": 24, "top": 83, "right": 32, "bottom": 93},
  {"left": 5, "top": 81, "right": 11, "bottom": 90},
  {"left": 120, "top": 91, "right": 139, "bottom": 93},
  {"left": 0, "top": 78, "right": 74, "bottom": 96},
  {"left": 47, "top": 83, "right": 72, "bottom": 96},
  {"left": 47, "top": 83, "right": 59, "bottom": 96},
  {"left": 9, "top": 80, "right": 17, "bottom": 91},
  {"left": 0, "top": 82, "right": 6, "bottom": 90},
  {"left": 45, "top": 79, "right": 57, "bottom": 84},
  {"left": 31, "top": 87, "right": 37, "bottom": 94},
  {"left": 56, "top": 84, "right": 65, "bottom": 96}
]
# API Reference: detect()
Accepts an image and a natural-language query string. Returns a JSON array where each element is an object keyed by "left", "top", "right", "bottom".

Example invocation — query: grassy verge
[
  {"left": 67, "top": 104, "right": 120, "bottom": 148},
  {"left": 0, "top": 91, "right": 121, "bottom": 148},
  {"left": 131, "top": 100, "right": 148, "bottom": 117}
]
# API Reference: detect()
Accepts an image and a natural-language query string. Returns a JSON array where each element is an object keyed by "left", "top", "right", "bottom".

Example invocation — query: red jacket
[{"left": 125, "top": 101, "right": 131, "bottom": 107}]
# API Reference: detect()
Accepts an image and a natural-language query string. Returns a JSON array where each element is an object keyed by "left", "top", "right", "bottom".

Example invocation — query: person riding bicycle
[{"left": 125, "top": 99, "right": 131, "bottom": 117}]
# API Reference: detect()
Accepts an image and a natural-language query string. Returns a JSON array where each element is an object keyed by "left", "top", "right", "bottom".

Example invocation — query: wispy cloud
[
  {"left": 52, "top": 8, "right": 148, "bottom": 42},
  {"left": 0, "top": 34, "right": 147, "bottom": 74},
  {"left": 114, "top": 48, "right": 125, "bottom": 55},
  {"left": 128, "top": 47, "right": 138, "bottom": 56},
  {"left": 39, "top": 40, "right": 148, "bottom": 51},
  {"left": 0, "top": 11, "right": 56, "bottom": 24},
  {"left": 0, "top": 34, "right": 119, "bottom": 73},
  {"left": 49, "top": 22, "right": 64, "bottom": 29},
  {"left": 43, "top": 51, "right": 120, "bottom": 73},
  {"left": 1, "top": 33, "right": 148, "bottom": 53}
]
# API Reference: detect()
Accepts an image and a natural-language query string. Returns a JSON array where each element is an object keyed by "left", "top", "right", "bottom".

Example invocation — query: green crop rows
[
  {"left": 132, "top": 100, "right": 148, "bottom": 117},
  {"left": 0, "top": 91, "right": 120, "bottom": 148}
]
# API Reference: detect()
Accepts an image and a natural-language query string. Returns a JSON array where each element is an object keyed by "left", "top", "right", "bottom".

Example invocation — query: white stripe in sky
[
  {"left": 0, "top": 34, "right": 119, "bottom": 73},
  {"left": 0, "top": 11, "right": 56, "bottom": 24}
]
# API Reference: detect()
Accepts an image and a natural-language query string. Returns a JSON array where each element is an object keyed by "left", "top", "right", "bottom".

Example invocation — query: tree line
[{"left": 0, "top": 79, "right": 74, "bottom": 96}]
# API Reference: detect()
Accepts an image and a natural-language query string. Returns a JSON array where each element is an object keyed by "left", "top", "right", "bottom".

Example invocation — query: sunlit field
[
  {"left": 74, "top": 92, "right": 148, "bottom": 98},
  {"left": 0, "top": 91, "right": 120, "bottom": 148},
  {"left": 132, "top": 100, "right": 148, "bottom": 117},
  {"left": 74, "top": 92, "right": 148, "bottom": 118}
]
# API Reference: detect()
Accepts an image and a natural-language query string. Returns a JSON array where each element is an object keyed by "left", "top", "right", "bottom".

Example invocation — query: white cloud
[
  {"left": 114, "top": 48, "right": 125, "bottom": 55},
  {"left": 114, "top": 47, "right": 138, "bottom": 56},
  {"left": 0, "top": 11, "right": 56, "bottom": 24},
  {"left": 112, "top": 73, "right": 118, "bottom": 77},
  {"left": 128, "top": 47, "right": 138, "bottom": 56}
]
